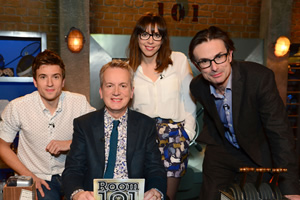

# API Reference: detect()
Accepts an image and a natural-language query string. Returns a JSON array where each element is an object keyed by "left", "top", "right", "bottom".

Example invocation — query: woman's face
[{"left": 138, "top": 24, "right": 163, "bottom": 59}]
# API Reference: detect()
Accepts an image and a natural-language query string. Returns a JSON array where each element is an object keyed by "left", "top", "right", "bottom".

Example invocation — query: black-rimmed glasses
[
  {"left": 139, "top": 32, "right": 162, "bottom": 41},
  {"left": 195, "top": 52, "right": 229, "bottom": 69}
]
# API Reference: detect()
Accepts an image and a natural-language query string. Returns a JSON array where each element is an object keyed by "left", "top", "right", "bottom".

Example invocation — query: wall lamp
[
  {"left": 65, "top": 27, "right": 85, "bottom": 53},
  {"left": 274, "top": 36, "right": 290, "bottom": 57}
]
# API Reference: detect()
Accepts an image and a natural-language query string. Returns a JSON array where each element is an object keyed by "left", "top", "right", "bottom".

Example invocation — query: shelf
[
  {"left": 288, "top": 115, "right": 299, "bottom": 117},
  {"left": 0, "top": 77, "right": 33, "bottom": 83},
  {"left": 287, "top": 103, "right": 300, "bottom": 105},
  {"left": 287, "top": 91, "right": 300, "bottom": 94},
  {"left": 288, "top": 79, "right": 300, "bottom": 82}
]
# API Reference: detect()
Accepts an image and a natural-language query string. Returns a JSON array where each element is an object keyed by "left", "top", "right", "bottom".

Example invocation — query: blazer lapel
[
  {"left": 126, "top": 109, "right": 138, "bottom": 174},
  {"left": 231, "top": 62, "right": 243, "bottom": 132},
  {"left": 92, "top": 109, "right": 106, "bottom": 171},
  {"left": 201, "top": 79, "right": 225, "bottom": 136}
]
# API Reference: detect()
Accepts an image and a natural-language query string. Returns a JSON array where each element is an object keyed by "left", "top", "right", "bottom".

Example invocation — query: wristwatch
[{"left": 70, "top": 189, "right": 84, "bottom": 200}]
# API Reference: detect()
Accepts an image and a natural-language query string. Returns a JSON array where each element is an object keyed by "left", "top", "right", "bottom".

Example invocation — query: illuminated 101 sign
[{"left": 157, "top": 3, "right": 199, "bottom": 22}]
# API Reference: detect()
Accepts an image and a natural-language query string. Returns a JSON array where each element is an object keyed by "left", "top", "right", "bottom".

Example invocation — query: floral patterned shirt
[{"left": 104, "top": 109, "right": 128, "bottom": 178}]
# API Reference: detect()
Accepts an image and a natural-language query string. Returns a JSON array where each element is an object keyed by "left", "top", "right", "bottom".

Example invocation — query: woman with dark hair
[{"left": 127, "top": 12, "right": 197, "bottom": 200}]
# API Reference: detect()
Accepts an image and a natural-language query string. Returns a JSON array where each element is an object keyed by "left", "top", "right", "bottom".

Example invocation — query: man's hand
[
  {"left": 285, "top": 195, "right": 300, "bottom": 200},
  {"left": 144, "top": 188, "right": 162, "bottom": 200},
  {"left": 0, "top": 138, "right": 50, "bottom": 197},
  {"left": 45, "top": 140, "right": 71, "bottom": 156},
  {"left": 73, "top": 191, "right": 94, "bottom": 200},
  {"left": 33, "top": 175, "right": 50, "bottom": 198}
]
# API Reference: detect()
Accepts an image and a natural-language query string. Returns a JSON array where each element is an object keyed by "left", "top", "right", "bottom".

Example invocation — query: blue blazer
[
  {"left": 62, "top": 108, "right": 167, "bottom": 199},
  {"left": 190, "top": 61, "right": 300, "bottom": 194}
]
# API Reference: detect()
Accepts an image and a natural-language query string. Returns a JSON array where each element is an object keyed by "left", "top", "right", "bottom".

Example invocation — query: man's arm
[
  {"left": 62, "top": 116, "right": 91, "bottom": 200},
  {"left": 142, "top": 118, "right": 167, "bottom": 197},
  {"left": 0, "top": 138, "right": 50, "bottom": 197},
  {"left": 45, "top": 140, "right": 72, "bottom": 156},
  {"left": 257, "top": 68, "right": 300, "bottom": 194}
]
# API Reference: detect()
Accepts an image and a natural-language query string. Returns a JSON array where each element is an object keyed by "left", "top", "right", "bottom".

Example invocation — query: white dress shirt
[
  {"left": 132, "top": 51, "right": 197, "bottom": 140},
  {"left": 0, "top": 91, "right": 95, "bottom": 181}
]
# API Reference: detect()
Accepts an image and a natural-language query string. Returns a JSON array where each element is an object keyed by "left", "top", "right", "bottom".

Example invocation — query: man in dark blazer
[
  {"left": 188, "top": 26, "right": 300, "bottom": 200},
  {"left": 62, "top": 60, "right": 166, "bottom": 200}
]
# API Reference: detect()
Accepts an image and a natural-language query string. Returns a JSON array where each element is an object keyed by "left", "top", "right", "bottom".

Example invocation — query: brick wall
[
  {"left": 291, "top": 0, "right": 300, "bottom": 43},
  {"left": 90, "top": 0, "right": 262, "bottom": 38},
  {"left": 0, "top": 0, "right": 59, "bottom": 53},
  {"left": 0, "top": 0, "right": 299, "bottom": 51}
]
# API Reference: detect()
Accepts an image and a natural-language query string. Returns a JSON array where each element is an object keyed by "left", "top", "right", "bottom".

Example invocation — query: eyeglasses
[
  {"left": 195, "top": 52, "right": 229, "bottom": 69},
  {"left": 139, "top": 32, "right": 162, "bottom": 41}
]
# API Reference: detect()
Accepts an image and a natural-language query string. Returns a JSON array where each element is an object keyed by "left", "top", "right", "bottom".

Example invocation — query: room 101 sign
[{"left": 93, "top": 179, "right": 145, "bottom": 200}]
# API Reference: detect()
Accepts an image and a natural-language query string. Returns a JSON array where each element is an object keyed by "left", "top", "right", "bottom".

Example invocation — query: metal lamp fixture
[
  {"left": 274, "top": 36, "right": 290, "bottom": 57},
  {"left": 65, "top": 27, "right": 85, "bottom": 53}
]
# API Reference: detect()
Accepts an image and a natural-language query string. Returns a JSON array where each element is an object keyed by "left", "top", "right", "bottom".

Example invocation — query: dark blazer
[
  {"left": 190, "top": 61, "right": 300, "bottom": 194},
  {"left": 62, "top": 108, "right": 167, "bottom": 199}
]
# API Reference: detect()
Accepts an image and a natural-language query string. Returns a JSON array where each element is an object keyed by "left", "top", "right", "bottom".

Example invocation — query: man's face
[
  {"left": 193, "top": 39, "right": 233, "bottom": 89},
  {"left": 99, "top": 67, "right": 134, "bottom": 119},
  {"left": 33, "top": 64, "right": 65, "bottom": 106}
]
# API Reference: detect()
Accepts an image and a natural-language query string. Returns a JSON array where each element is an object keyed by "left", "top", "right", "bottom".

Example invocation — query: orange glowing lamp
[
  {"left": 274, "top": 36, "right": 290, "bottom": 57},
  {"left": 65, "top": 27, "right": 85, "bottom": 53}
]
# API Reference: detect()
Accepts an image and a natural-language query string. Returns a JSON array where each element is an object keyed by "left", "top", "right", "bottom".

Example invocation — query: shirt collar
[
  {"left": 39, "top": 91, "right": 64, "bottom": 113},
  {"left": 104, "top": 108, "right": 128, "bottom": 125},
  {"left": 56, "top": 92, "right": 64, "bottom": 112},
  {"left": 210, "top": 72, "right": 232, "bottom": 98}
]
